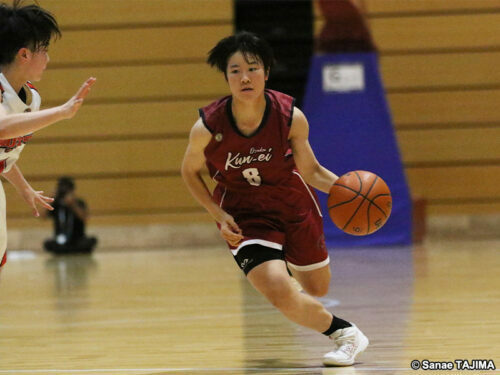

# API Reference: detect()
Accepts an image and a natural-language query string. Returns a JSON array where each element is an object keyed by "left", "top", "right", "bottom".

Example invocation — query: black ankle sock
[{"left": 322, "top": 315, "right": 352, "bottom": 336}]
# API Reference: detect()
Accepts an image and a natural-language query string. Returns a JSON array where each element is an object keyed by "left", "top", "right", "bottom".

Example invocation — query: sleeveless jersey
[
  {"left": 200, "top": 90, "right": 327, "bottom": 267},
  {"left": 201, "top": 89, "right": 297, "bottom": 192},
  {"left": 0, "top": 73, "right": 40, "bottom": 174}
]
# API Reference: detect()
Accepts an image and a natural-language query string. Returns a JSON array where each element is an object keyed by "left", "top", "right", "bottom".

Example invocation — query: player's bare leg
[
  {"left": 247, "top": 259, "right": 333, "bottom": 332},
  {"left": 288, "top": 264, "right": 331, "bottom": 297},
  {"left": 247, "top": 259, "right": 368, "bottom": 366}
]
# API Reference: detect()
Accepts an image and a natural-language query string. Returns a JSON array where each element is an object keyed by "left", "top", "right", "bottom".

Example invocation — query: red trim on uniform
[
  {"left": 0, "top": 134, "right": 34, "bottom": 151},
  {"left": 0, "top": 252, "right": 7, "bottom": 268},
  {"left": 0, "top": 159, "right": 6, "bottom": 173},
  {"left": 26, "top": 82, "right": 38, "bottom": 92}
]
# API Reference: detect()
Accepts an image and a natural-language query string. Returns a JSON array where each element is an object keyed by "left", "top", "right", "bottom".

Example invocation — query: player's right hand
[
  {"left": 20, "top": 188, "right": 54, "bottom": 217},
  {"left": 219, "top": 212, "right": 243, "bottom": 247},
  {"left": 60, "top": 77, "right": 97, "bottom": 119}
]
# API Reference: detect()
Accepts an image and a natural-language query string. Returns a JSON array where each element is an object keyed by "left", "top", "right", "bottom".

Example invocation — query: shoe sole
[{"left": 323, "top": 331, "right": 369, "bottom": 367}]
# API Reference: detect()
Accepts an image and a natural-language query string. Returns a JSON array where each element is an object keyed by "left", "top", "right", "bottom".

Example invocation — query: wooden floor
[{"left": 0, "top": 238, "right": 498, "bottom": 375}]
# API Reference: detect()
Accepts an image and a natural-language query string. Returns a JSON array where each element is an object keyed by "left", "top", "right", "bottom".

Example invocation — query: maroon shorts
[{"left": 213, "top": 172, "right": 329, "bottom": 271}]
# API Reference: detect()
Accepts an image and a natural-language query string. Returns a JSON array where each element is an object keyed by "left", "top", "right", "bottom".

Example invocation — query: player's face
[
  {"left": 226, "top": 51, "right": 268, "bottom": 101},
  {"left": 26, "top": 47, "right": 50, "bottom": 82}
]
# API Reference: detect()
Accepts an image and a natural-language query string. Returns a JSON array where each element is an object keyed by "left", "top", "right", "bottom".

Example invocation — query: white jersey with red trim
[{"left": 0, "top": 72, "right": 41, "bottom": 174}]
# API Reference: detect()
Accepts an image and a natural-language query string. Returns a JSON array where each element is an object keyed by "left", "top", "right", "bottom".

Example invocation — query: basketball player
[
  {"left": 181, "top": 32, "right": 368, "bottom": 366},
  {"left": 0, "top": 1, "right": 96, "bottom": 271}
]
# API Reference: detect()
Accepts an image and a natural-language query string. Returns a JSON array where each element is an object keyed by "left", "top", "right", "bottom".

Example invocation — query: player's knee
[
  {"left": 294, "top": 265, "right": 331, "bottom": 297},
  {"left": 303, "top": 282, "right": 329, "bottom": 297},
  {"left": 263, "top": 282, "right": 297, "bottom": 311},
  {"left": 317, "top": 284, "right": 330, "bottom": 297}
]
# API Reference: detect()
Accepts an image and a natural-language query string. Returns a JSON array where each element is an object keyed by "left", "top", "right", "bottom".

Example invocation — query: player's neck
[
  {"left": 1, "top": 66, "right": 28, "bottom": 94},
  {"left": 231, "top": 94, "right": 267, "bottom": 130}
]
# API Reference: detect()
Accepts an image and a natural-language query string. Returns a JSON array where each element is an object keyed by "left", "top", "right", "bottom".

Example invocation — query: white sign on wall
[{"left": 322, "top": 63, "right": 365, "bottom": 93}]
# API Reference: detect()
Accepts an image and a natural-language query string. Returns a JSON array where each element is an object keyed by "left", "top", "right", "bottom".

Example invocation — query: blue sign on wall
[{"left": 303, "top": 53, "right": 412, "bottom": 246}]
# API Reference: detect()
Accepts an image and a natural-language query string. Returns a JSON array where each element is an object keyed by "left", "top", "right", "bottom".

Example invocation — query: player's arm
[
  {"left": 181, "top": 119, "right": 221, "bottom": 219},
  {"left": 289, "top": 107, "right": 338, "bottom": 194},
  {"left": 2, "top": 164, "right": 54, "bottom": 217},
  {"left": 181, "top": 119, "right": 243, "bottom": 246},
  {"left": 0, "top": 77, "right": 96, "bottom": 139}
]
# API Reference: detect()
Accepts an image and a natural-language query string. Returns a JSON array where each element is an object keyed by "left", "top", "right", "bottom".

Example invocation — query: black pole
[{"left": 235, "top": 0, "right": 313, "bottom": 108}]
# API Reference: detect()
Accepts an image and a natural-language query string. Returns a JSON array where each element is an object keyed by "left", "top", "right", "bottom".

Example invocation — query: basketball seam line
[
  {"left": 328, "top": 172, "right": 364, "bottom": 210},
  {"left": 368, "top": 193, "right": 391, "bottom": 218},
  {"left": 367, "top": 194, "right": 389, "bottom": 234},
  {"left": 342, "top": 173, "right": 378, "bottom": 232},
  {"left": 329, "top": 184, "right": 389, "bottom": 216},
  {"left": 328, "top": 191, "right": 359, "bottom": 209}
]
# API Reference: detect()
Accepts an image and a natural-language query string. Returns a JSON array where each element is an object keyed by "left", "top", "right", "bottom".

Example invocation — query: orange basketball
[{"left": 328, "top": 170, "right": 392, "bottom": 236}]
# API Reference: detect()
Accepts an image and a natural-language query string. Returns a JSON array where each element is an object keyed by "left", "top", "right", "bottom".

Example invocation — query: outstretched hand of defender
[
  {"left": 60, "top": 77, "right": 97, "bottom": 119},
  {"left": 219, "top": 212, "right": 243, "bottom": 247},
  {"left": 21, "top": 189, "right": 54, "bottom": 217}
]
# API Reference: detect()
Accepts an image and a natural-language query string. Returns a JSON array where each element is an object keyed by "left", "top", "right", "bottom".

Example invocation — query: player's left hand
[
  {"left": 219, "top": 212, "right": 244, "bottom": 247},
  {"left": 21, "top": 189, "right": 54, "bottom": 217},
  {"left": 60, "top": 77, "right": 97, "bottom": 120}
]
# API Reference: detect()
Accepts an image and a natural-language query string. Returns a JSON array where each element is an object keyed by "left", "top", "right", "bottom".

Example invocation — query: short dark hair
[
  {"left": 207, "top": 31, "right": 274, "bottom": 78},
  {"left": 57, "top": 176, "right": 75, "bottom": 191},
  {"left": 0, "top": 0, "right": 61, "bottom": 65}
]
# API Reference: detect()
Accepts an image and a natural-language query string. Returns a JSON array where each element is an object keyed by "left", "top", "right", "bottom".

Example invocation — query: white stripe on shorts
[
  {"left": 219, "top": 187, "right": 227, "bottom": 207},
  {"left": 292, "top": 171, "right": 323, "bottom": 217},
  {"left": 287, "top": 256, "right": 330, "bottom": 271},
  {"left": 231, "top": 239, "right": 283, "bottom": 256}
]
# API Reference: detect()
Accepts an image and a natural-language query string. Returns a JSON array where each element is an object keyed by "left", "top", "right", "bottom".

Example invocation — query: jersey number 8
[{"left": 242, "top": 168, "right": 261, "bottom": 186}]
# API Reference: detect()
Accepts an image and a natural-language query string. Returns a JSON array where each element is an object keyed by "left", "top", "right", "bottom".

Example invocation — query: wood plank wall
[
  {"left": 4, "top": 0, "right": 499, "bottom": 228},
  {"left": 4, "top": 0, "right": 231, "bottom": 227},
  {"left": 315, "top": 0, "right": 500, "bottom": 215}
]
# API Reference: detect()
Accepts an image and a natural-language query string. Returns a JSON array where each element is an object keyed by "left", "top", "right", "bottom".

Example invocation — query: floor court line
[
  {"left": 0, "top": 310, "right": 275, "bottom": 330},
  {"left": 1, "top": 298, "right": 340, "bottom": 330},
  {"left": 3, "top": 243, "right": 496, "bottom": 374},
  {"left": 0, "top": 367, "right": 411, "bottom": 373}
]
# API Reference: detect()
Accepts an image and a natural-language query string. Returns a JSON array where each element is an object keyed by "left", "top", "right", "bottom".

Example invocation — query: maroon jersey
[
  {"left": 201, "top": 89, "right": 297, "bottom": 191},
  {"left": 200, "top": 90, "right": 328, "bottom": 269}
]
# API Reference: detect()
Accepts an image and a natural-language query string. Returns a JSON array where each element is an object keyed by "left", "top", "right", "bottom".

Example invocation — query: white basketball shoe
[{"left": 323, "top": 324, "right": 369, "bottom": 366}]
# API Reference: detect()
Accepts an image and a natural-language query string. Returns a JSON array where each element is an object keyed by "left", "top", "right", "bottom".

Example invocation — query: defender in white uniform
[
  {"left": 0, "top": 1, "right": 95, "bottom": 271},
  {"left": 0, "top": 75, "right": 41, "bottom": 174}
]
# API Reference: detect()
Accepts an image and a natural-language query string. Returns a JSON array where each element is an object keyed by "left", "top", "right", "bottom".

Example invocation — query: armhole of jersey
[
  {"left": 26, "top": 81, "right": 38, "bottom": 92},
  {"left": 287, "top": 98, "right": 296, "bottom": 127},
  {"left": 0, "top": 82, "right": 4, "bottom": 103},
  {"left": 198, "top": 108, "right": 214, "bottom": 134}
]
